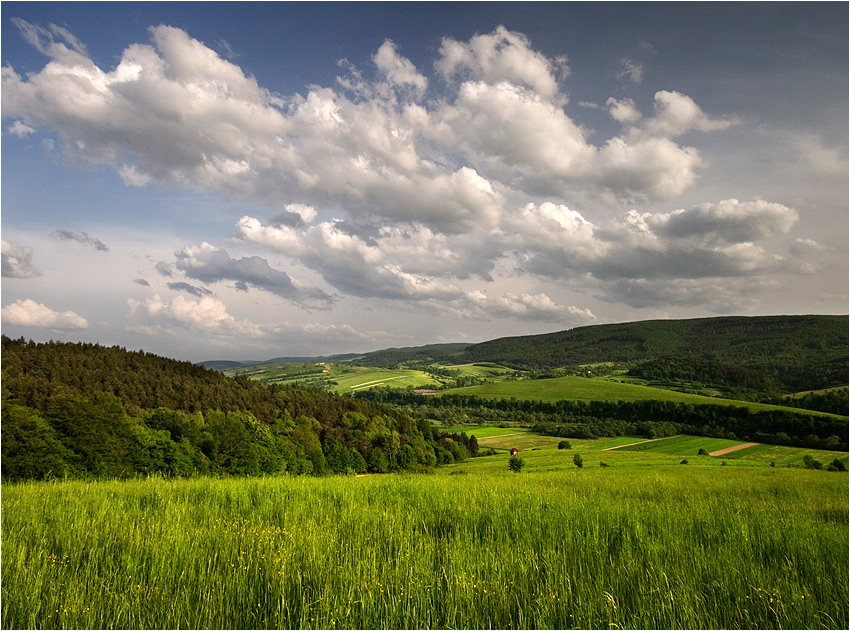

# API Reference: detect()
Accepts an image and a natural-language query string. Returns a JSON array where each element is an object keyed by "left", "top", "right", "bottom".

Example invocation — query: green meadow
[
  {"left": 3, "top": 442, "right": 848, "bottom": 630},
  {"left": 329, "top": 367, "right": 441, "bottom": 393},
  {"left": 440, "top": 375, "right": 843, "bottom": 416}
]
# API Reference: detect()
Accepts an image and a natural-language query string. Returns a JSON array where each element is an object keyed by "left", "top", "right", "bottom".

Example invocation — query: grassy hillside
[
  {"left": 439, "top": 374, "right": 843, "bottom": 417},
  {"left": 459, "top": 315, "right": 847, "bottom": 391}
]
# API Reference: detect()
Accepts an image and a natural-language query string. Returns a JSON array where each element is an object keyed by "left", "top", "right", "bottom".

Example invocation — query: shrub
[
  {"left": 508, "top": 455, "right": 525, "bottom": 473},
  {"left": 599, "top": 461, "right": 609, "bottom": 468},
  {"left": 827, "top": 458, "right": 847, "bottom": 472},
  {"left": 680, "top": 459, "right": 688, "bottom": 465},
  {"left": 557, "top": 440, "right": 572, "bottom": 450},
  {"left": 573, "top": 453, "right": 583, "bottom": 468},
  {"left": 698, "top": 448, "right": 709, "bottom": 456},
  {"left": 803, "top": 455, "right": 823, "bottom": 470}
]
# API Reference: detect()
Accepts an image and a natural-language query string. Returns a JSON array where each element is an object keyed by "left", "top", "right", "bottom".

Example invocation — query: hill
[
  {"left": 457, "top": 315, "right": 847, "bottom": 392},
  {"left": 0, "top": 336, "right": 468, "bottom": 481}
]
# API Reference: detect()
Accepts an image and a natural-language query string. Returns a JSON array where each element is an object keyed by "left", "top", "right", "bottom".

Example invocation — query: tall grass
[{"left": 2, "top": 467, "right": 847, "bottom": 629}]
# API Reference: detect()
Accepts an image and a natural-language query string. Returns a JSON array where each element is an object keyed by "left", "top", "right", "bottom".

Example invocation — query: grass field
[
  {"left": 329, "top": 367, "right": 441, "bottom": 393},
  {"left": 440, "top": 375, "right": 845, "bottom": 417},
  {"left": 3, "top": 464, "right": 847, "bottom": 630},
  {"left": 437, "top": 426, "right": 849, "bottom": 470}
]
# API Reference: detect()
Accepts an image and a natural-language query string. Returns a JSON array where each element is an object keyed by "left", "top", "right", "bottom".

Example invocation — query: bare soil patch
[{"left": 709, "top": 442, "right": 759, "bottom": 457}]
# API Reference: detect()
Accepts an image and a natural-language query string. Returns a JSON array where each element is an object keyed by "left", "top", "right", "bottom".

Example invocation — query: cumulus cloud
[
  {"left": 237, "top": 192, "right": 805, "bottom": 318},
  {"left": 2, "top": 240, "right": 41, "bottom": 278},
  {"left": 373, "top": 40, "right": 428, "bottom": 98},
  {"left": 3, "top": 22, "right": 819, "bottom": 319},
  {"left": 269, "top": 203, "right": 318, "bottom": 228},
  {"left": 464, "top": 290, "right": 596, "bottom": 323},
  {"left": 646, "top": 198, "right": 798, "bottom": 244},
  {"left": 127, "top": 294, "right": 263, "bottom": 336},
  {"left": 1, "top": 21, "right": 734, "bottom": 230},
  {"left": 52, "top": 230, "right": 109, "bottom": 251},
  {"left": 639, "top": 91, "right": 736, "bottom": 138},
  {"left": 606, "top": 97, "right": 642, "bottom": 124},
  {"left": 435, "top": 25, "right": 568, "bottom": 100},
  {"left": 173, "top": 242, "right": 333, "bottom": 306},
  {"left": 2, "top": 298, "right": 88, "bottom": 329}
]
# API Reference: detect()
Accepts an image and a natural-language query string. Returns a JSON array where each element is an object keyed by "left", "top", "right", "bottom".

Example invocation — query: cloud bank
[{"left": 1, "top": 20, "right": 837, "bottom": 353}]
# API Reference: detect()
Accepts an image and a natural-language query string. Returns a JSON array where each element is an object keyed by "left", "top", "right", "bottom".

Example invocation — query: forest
[
  {"left": 355, "top": 390, "right": 848, "bottom": 451},
  {"left": 0, "top": 336, "right": 476, "bottom": 481}
]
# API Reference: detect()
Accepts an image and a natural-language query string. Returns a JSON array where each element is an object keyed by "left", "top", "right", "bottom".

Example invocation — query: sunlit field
[{"left": 3, "top": 461, "right": 847, "bottom": 630}]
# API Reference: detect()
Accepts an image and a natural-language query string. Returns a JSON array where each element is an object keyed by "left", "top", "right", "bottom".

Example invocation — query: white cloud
[
  {"left": 6, "top": 120, "right": 35, "bottom": 137},
  {"left": 2, "top": 23, "right": 738, "bottom": 230},
  {"left": 2, "top": 298, "right": 88, "bottom": 329},
  {"left": 3, "top": 22, "right": 828, "bottom": 326},
  {"left": 435, "top": 25, "right": 567, "bottom": 100},
  {"left": 640, "top": 91, "right": 736, "bottom": 138},
  {"left": 373, "top": 39, "right": 428, "bottom": 98},
  {"left": 464, "top": 290, "right": 596, "bottom": 323},
  {"left": 606, "top": 97, "right": 641, "bottom": 124},
  {"left": 127, "top": 294, "right": 263, "bottom": 336},
  {"left": 2, "top": 240, "right": 41, "bottom": 278}
]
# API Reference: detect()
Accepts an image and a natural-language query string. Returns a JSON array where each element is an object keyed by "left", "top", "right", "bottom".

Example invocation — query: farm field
[
  {"left": 440, "top": 375, "right": 844, "bottom": 417},
  {"left": 3, "top": 463, "right": 847, "bottom": 630},
  {"left": 329, "top": 367, "right": 441, "bottom": 393},
  {"left": 438, "top": 427, "right": 849, "bottom": 470},
  {"left": 225, "top": 362, "right": 444, "bottom": 392}
]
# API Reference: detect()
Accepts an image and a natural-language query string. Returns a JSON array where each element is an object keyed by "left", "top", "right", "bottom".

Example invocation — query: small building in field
[{"left": 510, "top": 448, "right": 519, "bottom": 456}]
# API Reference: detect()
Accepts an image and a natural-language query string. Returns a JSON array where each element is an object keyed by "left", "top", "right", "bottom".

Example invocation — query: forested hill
[
  {"left": 458, "top": 315, "right": 848, "bottom": 391},
  {"left": 1, "top": 336, "right": 470, "bottom": 480}
]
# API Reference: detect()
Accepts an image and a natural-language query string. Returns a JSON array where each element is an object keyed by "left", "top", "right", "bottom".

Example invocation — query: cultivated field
[{"left": 2, "top": 443, "right": 847, "bottom": 630}]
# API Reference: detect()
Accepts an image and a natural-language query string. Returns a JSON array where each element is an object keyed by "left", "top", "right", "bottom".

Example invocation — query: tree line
[
  {"left": 355, "top": 390, "right": 848, "bottom": 451},
  {"left": 0, "top": 337, "right": 474, "bottom": 481}
]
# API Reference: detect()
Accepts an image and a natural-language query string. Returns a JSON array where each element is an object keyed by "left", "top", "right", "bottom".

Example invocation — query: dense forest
[
  {"left": 356, "top": 391, "right": 848, "bottom": 451},
  {"left": 0, "top": 336, "right": 476, "bottom": 481}
]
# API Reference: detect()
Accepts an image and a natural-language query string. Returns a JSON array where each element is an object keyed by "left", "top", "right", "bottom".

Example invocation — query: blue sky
[{"left": 2, "top": 2, "right": 847, "bottom": 361}]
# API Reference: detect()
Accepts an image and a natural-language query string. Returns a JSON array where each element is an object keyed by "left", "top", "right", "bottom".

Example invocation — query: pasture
[
  {"left": 440, "top": 375, "right": 844, "bottom": 417},
  {"left": 3, "top": 441, "right": 847, "bottom": 630}
]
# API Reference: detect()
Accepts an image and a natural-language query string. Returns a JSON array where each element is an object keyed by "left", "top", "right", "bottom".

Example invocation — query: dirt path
[
  {"left": 602, "top": 435, "right": 681, "bottom": 451},
  {"left": 709, "top": 442, "right": 759, "bottom": 457}
]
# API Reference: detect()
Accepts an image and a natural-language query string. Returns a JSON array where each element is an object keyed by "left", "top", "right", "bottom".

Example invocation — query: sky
[{"left": 1, "top": 2, "right": 847, "bottom": 362}]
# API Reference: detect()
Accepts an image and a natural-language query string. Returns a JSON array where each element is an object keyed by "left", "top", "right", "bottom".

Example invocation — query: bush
[
  {"left": 573, "top": 453, "right": 583, "bottom": 468},
  {"left": 698, "top": 448, "right": 709, "bottom": 456},
  {"left": 557, "top": 440, "right": 572, "bottom": 450},
  {"left": 599, "top": 461, "right": 609, "bottom": 468},
  {"left": 680, "top": 459, "right": 688, "bottom": 465},
  {"left": 827, "top": 458, "right": 847, "bottom": 472},
  {"left": 803, "top": 455, "right": 823, "bottom": 470},
  {"left": 508, "top": 455, "right": 525, "bottom": 473}
]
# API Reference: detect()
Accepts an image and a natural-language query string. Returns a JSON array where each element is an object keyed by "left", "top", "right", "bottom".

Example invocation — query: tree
[
  {"left": 573, "top": 453, "right": 583, "bottom": 468},
  {"left": 557, "top": 440, "right": 572, "bottom": 450},
  {"left": 508, "top": 454, "right": 524, "bottom": 473}
]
